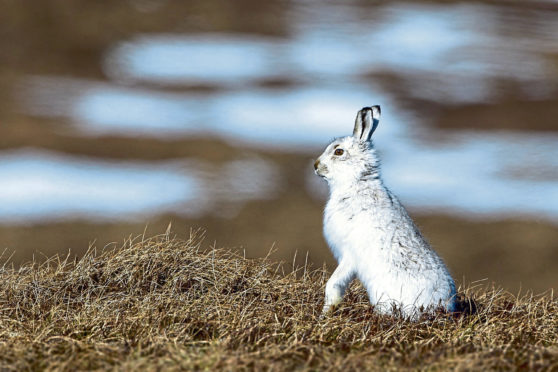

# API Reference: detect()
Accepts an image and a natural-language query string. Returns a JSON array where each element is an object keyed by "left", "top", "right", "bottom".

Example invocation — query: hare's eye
[{"left": 334, "top": 148, "right": 344, "bottom": 156}]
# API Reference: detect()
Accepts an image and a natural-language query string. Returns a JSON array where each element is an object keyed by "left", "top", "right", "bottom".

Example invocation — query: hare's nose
[{"left": 314, "top": 159, "right": 320, "bottom": 170}]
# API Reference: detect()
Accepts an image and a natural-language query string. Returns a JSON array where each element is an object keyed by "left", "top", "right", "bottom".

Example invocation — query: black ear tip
[{"left": 360, "top": 105, "right": 381, "bottom": 114}]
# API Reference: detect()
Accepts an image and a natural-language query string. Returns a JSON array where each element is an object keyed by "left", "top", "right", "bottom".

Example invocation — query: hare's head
[{"left": 314, "top": 106, "right": 381, "bottom": 186}]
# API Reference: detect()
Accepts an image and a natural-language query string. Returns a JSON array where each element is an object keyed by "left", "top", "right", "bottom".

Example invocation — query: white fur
[{"left": 315, "top": 106, "right": 456, "bottom": 318}]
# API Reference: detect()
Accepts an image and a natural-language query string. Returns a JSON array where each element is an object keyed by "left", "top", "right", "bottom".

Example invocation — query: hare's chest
[{"left": 323, "top": 200, "right": 384, "bottom": 262}]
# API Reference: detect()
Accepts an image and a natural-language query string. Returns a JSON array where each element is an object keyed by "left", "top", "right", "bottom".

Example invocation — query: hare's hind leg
[{"left": 323, "top": 260, "right": 355, "bottom": 314}]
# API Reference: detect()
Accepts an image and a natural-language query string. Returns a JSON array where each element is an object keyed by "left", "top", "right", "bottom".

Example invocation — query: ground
[{"left": 0, "top": 231, "right": 556, "bottom": 371}]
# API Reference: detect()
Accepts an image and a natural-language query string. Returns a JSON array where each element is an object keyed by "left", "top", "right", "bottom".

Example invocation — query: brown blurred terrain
[{"left": 1, "top": 0, "right": 557, "bottom": 295}]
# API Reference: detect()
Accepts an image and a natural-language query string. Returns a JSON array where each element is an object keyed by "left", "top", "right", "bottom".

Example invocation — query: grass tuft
[{"left": 0, "top": 229, "right": 557, "bottom": 371}]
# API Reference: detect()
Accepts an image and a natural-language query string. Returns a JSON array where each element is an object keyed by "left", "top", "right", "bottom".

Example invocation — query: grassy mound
[{"left": 0, "top": 230, "right": 556, "bottom": 371}]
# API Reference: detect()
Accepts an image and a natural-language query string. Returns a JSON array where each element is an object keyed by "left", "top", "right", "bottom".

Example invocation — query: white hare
[{"left": 314, "top": 106, "right": 456, "bottom": 318}]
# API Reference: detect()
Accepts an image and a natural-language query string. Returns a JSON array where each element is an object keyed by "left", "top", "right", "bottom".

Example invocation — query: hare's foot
[
  {"left": 322, "top": 260, "right": 355, "bottom": 316},
  {"left": 322, "top": 286, "right": 343, "bottom": 314}
]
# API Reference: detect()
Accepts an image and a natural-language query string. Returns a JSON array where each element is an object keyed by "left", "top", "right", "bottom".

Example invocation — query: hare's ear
[{"left": 353, "top": 106, "right": 381, "bottom": 142}]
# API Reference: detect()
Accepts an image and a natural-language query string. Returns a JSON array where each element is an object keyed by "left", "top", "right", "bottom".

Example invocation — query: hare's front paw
[
  {"left": 321, "top": 262, "right": 355, "bottom": 317},
  {"left": 322, "top": 283, "right": 343, "bottom": 315},
  {"left": 321, "top": 302, "right": 337, "bottom": 318}
]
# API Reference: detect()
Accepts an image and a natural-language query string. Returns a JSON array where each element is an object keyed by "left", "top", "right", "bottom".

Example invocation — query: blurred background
[{"left": 1, "top": 0, "right": 557, "bottom": 293}]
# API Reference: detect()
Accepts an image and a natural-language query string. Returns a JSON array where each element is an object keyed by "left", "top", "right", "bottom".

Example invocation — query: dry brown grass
[{"left": 0, "top": 230, "right": 557, "bottom": 371}]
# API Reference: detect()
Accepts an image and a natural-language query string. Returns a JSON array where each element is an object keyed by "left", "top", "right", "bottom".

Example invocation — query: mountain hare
[{"left": 314, "top": 106, "right": 456, "bottom": 318}]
